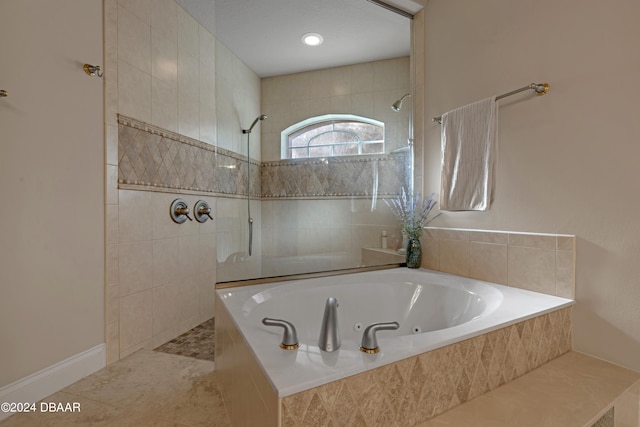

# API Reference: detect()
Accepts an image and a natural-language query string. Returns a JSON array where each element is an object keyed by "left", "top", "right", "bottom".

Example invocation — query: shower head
[
  {"left": 242, "top": 115, "right": 268, "bottom": 134},
  {"left": 391, "top": 93, "right": 411, "bottom": 112}
]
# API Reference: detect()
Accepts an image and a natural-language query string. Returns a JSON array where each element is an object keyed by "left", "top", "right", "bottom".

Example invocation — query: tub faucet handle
[
  {"left": 262, "top": 318, "right": 299, "bottom": 350},
  {"left": 360, "top": 321, "right": 400, "bottom": 354}
]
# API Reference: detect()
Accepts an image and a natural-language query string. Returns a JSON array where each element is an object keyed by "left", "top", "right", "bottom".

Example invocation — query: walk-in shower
[
  {"left": 214, "top": 0, "right": 415, "bottom": 283},
  {"left": 242, "top": 115, "right": 267, "bottom": 256}
]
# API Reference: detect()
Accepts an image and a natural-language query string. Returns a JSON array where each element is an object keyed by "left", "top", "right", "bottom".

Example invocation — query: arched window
[{"left": 281, "top": 114, "right": 384, "bottom": 159}]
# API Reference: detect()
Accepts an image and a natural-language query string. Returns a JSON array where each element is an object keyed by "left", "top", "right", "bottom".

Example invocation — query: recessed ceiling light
[{"left": 301, "top": 33, "right": 324, "bottom": 47}]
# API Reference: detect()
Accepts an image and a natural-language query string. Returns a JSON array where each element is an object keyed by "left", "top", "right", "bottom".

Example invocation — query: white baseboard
[{"left": 0, "top": 344, "right": 106, "bottom": 421}]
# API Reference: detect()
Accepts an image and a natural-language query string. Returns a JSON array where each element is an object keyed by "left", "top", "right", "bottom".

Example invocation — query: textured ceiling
[{"left": 177, "top": 0, "right": 423, "bottom": 77}]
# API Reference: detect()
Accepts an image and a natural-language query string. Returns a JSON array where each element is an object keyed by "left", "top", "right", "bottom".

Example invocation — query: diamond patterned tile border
[
  {"left": 281, "top": 307, "right": 572, "bottom": 427},
  {"left": 261, "top": 154, "right": 408, "bottom": 199},
  {"left": 117, "top": 115, "right": 259, "bottom": 196},
  {"left": 117, "top": 115, "right": 407, "bottom": 199}
]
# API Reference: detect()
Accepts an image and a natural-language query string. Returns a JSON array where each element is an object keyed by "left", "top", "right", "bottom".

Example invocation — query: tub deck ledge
[{"left": 420, "top": 351, "right": 640, "bottom": 427}]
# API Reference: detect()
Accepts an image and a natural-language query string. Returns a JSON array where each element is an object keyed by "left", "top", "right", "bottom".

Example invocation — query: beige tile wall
[
  {"left": 216, "top": 197, "right": 263, "bottom": 282},
  {"left": 260, "top": 198, "right": 403, "bottom": 275},
  {"left": 114, "top": 0, "right": 216, "bottom": 142},
  {"left": 421, "top": 227, "right": 576, "bottom": 299},
  {"left": 117, "top": 191, "right": 216, "bottom": 358},
  {"left": 261, "top": 57, "right": 411, "bottom": 161},
  {"left": 215, "top": 41, "right": 262, "bottom": 159},
  {"left": 105, "top": 0, "right": 236, "bottom": 362}
]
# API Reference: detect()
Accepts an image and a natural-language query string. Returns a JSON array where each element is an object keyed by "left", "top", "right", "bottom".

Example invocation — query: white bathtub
[{"left": 216, "top": 268, "right": 573, "bottom": 397}]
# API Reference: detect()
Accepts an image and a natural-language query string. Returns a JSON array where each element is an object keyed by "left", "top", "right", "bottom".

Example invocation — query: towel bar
[{"left": 433, "top": 82, "right": 549, "bottom": 124}]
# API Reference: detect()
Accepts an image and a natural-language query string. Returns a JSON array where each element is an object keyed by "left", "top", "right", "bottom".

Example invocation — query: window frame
[{"left": 281, "top": 114, "right": 385, "bottom": 159}]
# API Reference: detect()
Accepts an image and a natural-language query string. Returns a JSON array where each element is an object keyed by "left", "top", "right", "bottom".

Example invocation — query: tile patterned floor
[
  {"left": 154, "top": 318, "right": 215, "bottom": 362},
  {"left": 0, "top": 350, "right": 231, "bottom": 427}
]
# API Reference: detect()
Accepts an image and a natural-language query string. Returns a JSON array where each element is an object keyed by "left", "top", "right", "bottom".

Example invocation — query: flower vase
[{"left": 406, "top": 236, "right": 422, "bottom": 268}]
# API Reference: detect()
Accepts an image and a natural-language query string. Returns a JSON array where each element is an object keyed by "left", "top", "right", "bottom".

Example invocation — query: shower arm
[{"left": 396, "top": 93, "right": 411, "bottom": 105}]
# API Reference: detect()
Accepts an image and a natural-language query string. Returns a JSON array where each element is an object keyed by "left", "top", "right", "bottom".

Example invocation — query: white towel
[{"left": 440, "top": 96, "right": 498, "bottom": 211}]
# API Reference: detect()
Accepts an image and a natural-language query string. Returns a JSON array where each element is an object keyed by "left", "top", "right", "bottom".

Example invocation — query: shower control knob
[
  {"left": 170, "top": 198, "right": 192, "bottom": 224},
  {"left": 200, "top": 206, "right": 213, "bottom": 218},
  {"left": 194, "top": 200, "right": 213, "bottom": 223},
  {"left": 176, "top": 206, "right": 192, "bottom": 218}
]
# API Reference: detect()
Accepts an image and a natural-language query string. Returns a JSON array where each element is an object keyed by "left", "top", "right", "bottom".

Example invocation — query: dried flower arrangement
[{"left": 384, "top": 188, "right": 441, "bottom": 238}]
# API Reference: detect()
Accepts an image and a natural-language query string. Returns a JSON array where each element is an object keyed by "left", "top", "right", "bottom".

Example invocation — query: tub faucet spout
[{"left": 318, "top": 297, "right": 340, "bottom": 352}]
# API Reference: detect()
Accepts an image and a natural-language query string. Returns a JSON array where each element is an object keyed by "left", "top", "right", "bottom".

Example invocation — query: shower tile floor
[
  {"left": 154, "top": 318, "right": 215, "bottom": 362},
  {"left": 0, "top": 321, "right": 229, "bottom": 427}
]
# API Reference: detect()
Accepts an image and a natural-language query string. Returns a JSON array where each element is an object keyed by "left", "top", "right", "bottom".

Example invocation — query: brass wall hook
[
  {"left": 0, "top": 89, "right": 7, "bottom": 97},
  {"left": 83, "top": 64, "right": 103, "bottom": 77}
]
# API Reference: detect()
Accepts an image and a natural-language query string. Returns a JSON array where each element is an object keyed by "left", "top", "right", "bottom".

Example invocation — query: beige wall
[
  {"left": 422, "top": 0, "right": 640, "bottom": 370},
  {"left": 0, "top": 1, "right": 104, "bottom": 386}
]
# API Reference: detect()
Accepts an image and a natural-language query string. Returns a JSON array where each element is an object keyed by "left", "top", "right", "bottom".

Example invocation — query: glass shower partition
[{"left": 216, "top": 54, "right": 412, "bottom": 282}]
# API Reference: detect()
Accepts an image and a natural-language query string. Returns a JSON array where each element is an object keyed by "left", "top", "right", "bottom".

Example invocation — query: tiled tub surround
[
  {"left": 421, "top": 228, "right": 576, "bottom": 299},
  {"left": 215, "top": 268, "right": 573, "bottom": 427}
]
